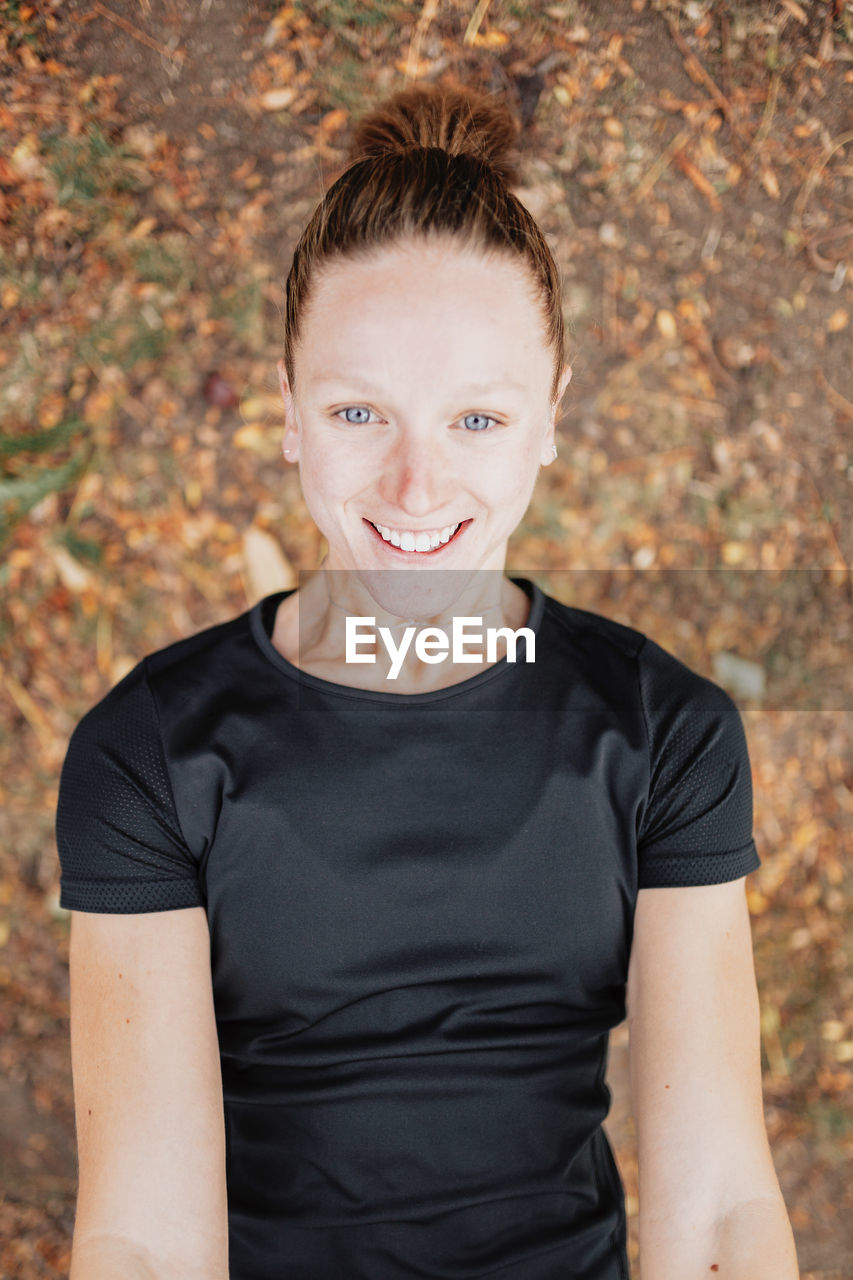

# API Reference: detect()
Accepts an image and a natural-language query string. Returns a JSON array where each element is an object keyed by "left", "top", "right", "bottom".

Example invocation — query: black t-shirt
[{"left": 55, "top": 577, "right": 760, "bottom": 1280}]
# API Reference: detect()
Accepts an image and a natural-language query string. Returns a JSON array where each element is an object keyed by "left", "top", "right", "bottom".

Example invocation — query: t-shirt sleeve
[
  {"left": 55, "top": 658, "right": 205, "bottom": 913},
  {"left": 635, "top": 634, "right": 761, "bottom": 889}
]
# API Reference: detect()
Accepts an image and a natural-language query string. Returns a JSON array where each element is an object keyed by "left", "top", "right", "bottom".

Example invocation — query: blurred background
[{"left": 0, "top": 0, "right": 851, "bottom": 1275}]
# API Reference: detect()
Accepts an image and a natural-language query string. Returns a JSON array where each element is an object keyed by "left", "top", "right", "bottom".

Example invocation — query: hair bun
[{"left": 347, "top": 82, "right": 521, "bottom": 185}]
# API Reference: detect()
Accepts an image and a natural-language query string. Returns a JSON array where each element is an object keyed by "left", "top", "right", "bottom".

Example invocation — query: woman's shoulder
[
  {"left": 67, "top": 601, "right": 260, "bottom": 744},
  {"left": 541, "top": 589, "right": 647, "bottom": 659},
  {"left": 540, "top": 588, "right": 743, "bottom": 722},
  {"left": 143, "top": 601, "right": 256, "bottom": 680}
]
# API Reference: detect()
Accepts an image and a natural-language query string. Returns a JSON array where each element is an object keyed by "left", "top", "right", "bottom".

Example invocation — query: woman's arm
[
  {"left": 626, "top": 876, "right": 799, "bottom": 1279},
  {"left": 68, "top": 906, "right": 229, "bottom": 1279},
  {"left": 70, "top": 1234, "right": 212, "bottom": 1280},
  {"left": 704, "top": 1195, "right": 799, "bottom": 1278}
]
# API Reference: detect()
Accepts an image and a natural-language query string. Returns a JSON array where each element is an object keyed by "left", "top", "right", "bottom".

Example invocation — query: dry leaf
[
  {"left": 243, "top": 526, "right": 296, "bottom": 601},
  {"left": 469, "top": 30, "right": 509, "bottom": 47},
  {"left": 318, "top": 108, "right": 349, "bottom": 136},
  {"left": 780, "top": 0, "right": 808, "bottom": 23},
  {"left": 128, "top": 217, "right": 157, "bottom": 240},
  {"left": 50, "top": 546, "right": 94, "bottom": 594},
  {"left": 721, "top": 540, "right": 747, "bottom": 564},
  {"left": 259, "top": 87, "right": 297, "bottom": 112},
  {"left": 656, "top": 309, "right": 677, "bottom": 339},
  {"left": 760, "top": 166, "right": 781, "bottom": 199}
]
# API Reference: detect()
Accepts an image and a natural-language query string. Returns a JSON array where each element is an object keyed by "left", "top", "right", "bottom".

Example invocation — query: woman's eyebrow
[{"left": 312, "top": 376, "right": 529, "bottom": 397}]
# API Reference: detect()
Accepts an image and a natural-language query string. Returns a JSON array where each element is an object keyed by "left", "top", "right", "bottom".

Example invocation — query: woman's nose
[{"left": 377, "top": 429, "right": 455, "bottom": 519}]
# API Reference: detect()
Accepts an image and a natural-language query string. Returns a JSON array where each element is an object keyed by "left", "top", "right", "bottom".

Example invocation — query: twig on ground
[
  {"left": 791, "top": 131, "right": 853, "bottom": 231},
  {"left": 404, "top": 0, "right": 439, "bottom": 82},
  {"left": 90, "top": 1, "right": 185, "bottom": 65},
  {"left": 718, "top": 3, "right": 733, "bottom": 101},
  {"left": 749, "top": 72, "right": 780, "bottom": 159},
  {"left": 607, "top": 445, "right": 698, "bottom": 475},
  {"left": 818, "top": 370, "right": 853, "bottom": 420},
  {"left": 667, "top": 18, "right": 750, "bottom": 155},
  {"left": 630, "top": 128, "right": 690, "bottom": 203},
  {"left": 673, "top": 149, "right": 722, "bottom": 209},
  {"left": 463, "top": 0, "right": 493, "bottom": 46},
  {"left": 0, "top": 662, "right": 54, "bottom": 751},
  {"left": 806, "top": 224, "right": 853, "bottom": 274},
  {"left": 799, "top": 463, "right": 849, "bottom": 569}
]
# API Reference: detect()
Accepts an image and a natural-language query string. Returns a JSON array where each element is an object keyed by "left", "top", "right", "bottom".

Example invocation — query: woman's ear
[
  {"left": 539, "top": 364, "right": 572, "bottom": 467},
  {"left": 277, "top": 358, "right": 299, "bottom": 463},
  {"left": 539, "top": 434, "right": 557, "bottom": 468}
]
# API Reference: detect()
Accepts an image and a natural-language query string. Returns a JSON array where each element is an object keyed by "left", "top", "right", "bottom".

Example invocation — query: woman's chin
[{"left": 349, "top": 568, "right": 482, "bottom": 624}]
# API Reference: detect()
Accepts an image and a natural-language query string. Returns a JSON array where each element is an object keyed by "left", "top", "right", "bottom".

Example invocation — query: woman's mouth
[{"left": 364, "top": 518, "right": 471, "bottom": 554}]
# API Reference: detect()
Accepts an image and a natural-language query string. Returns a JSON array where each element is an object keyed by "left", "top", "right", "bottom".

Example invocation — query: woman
[{"left": 56, "top": 84, "right": 798, "bottom": 1279}]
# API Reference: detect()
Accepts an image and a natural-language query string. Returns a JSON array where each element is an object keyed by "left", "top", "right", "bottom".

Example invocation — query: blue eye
[
  {"left": 334, "top": 407, "right": 498, "bottom": 431},
  {"left": 337, "top": 407, "right": 374, "bottom": 424}
]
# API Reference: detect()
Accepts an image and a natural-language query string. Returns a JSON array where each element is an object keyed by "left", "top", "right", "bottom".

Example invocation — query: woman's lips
[{"left": 364, "top": 518, "right": 471, "bottom": 555}]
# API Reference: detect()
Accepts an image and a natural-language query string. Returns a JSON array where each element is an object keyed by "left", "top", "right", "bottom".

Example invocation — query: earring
[{"left": 552, "top": 444, "right": 558, "bottom": 460}]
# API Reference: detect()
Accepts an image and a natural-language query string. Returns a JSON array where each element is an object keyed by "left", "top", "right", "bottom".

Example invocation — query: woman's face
[{"left": 278, "top": 237, "right": 570, "bottom": 582}]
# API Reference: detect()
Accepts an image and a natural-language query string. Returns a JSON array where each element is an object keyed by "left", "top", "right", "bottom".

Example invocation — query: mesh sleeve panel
[
  {"left": 55, "top": 659, "right": 205, "bottom": 913},
  {"left": 636, "top": 635, "right": 761, "bottom": 889}
]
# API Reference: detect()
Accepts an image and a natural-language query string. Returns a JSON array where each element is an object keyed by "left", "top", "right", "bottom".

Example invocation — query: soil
[{"left": 1, "top": 0, "right": 851, "bottom": 1275}]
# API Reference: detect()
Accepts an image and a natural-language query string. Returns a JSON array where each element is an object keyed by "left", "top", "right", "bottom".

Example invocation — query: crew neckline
[{"left": 248, "top": 575, "right": 545, "bottom": 704}]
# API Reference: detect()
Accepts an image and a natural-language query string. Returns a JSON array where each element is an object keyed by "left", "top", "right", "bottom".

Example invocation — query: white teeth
[{"left": 373, "top": 521, "right": 462, "bottom": 552}]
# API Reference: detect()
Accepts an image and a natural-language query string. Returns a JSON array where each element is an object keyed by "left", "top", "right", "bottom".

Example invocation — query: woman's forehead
[
  {"left": 312, "top": 236, "right": 534, "bottom": 298},
  {"left": 297, "top": 242, "right": 549, "bottom": 390}
]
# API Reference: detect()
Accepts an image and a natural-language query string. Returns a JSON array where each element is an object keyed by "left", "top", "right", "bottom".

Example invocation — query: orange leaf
[
  {"left": 18, "top": 43, "right": 40, "bottom": 70},
  {"left": 673, "top": 150, "right": 721, "bottom": 207},
  {"left": 470, "top": 30, "right": 509, "bottom": 47},
  {"left": 128, "top": 216, "right": 157, "bottom": 240},
  {"left": 780, "top": 0, "right": 808, "bottom": 22},
  {"left": 319, "top": 108, "right": 348, "bottom": 136},
  {"left": 0, "top": 157, "right": 22, "bottom": 186},
  {"left": 760, "top": 167, "right": 781, "bottom": 199}
]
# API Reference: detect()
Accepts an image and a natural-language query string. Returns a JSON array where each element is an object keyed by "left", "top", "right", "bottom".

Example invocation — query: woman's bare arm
[
  {"left": 626, "top": 876, "right": 798, "bottom": 1279},
  {"left": 70, "top": 1233, "right": 208, "bottom": 1280},
  {"left": 68, "top": 905, "right": 229, "bottom": 1279}
]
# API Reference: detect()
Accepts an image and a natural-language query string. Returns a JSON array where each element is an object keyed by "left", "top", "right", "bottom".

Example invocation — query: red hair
[{"left": 282, "top": 81, "right": 566, "bottom": 405}]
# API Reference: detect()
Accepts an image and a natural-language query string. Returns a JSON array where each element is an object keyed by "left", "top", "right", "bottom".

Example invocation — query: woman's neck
[{"left": 270, "top": 569, "right": 532, "bottom": 694}]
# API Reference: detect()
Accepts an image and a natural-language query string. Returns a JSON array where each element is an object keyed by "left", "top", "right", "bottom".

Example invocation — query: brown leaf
[
  {"left": 259, "top": 87, "right": 297, "bottom": 112},
  {"left": 760, "top": 166, "right": 781, "bottom": 199},
  {"left": 242, "top": 526, "right": 296, "bottom": 601},
  {"left": 203, "top": 372, "right": 239, "bottom": 409}
]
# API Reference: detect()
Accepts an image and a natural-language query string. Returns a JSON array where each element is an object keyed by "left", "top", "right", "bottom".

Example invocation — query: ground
[{"left": 0, "top": 0, "right": 851, "bottom": 1275}]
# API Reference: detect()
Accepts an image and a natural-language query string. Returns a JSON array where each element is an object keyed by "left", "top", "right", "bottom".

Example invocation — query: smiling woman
[
  {"left": 265, "top": 83, "right": 573, "bottom": 682},
  {"left": 55, "top": 82, "right": 797, "bottom": 1280},
  {"left": 271, "top": 234, "right": 568, "bottom": 685}
]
